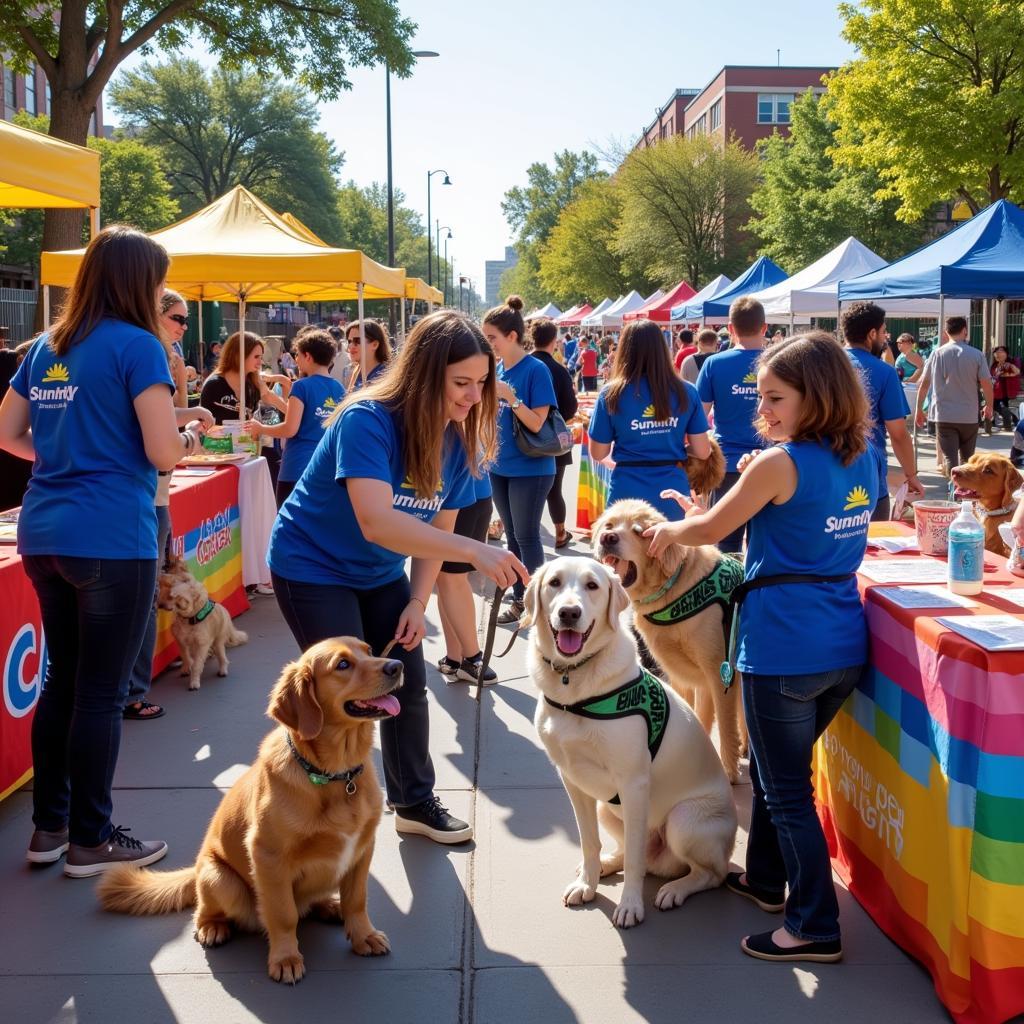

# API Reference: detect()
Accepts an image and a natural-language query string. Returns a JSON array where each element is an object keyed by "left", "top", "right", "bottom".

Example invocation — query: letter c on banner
[{"left": 5, "top": 624, "right": 47, "bottom": 719}]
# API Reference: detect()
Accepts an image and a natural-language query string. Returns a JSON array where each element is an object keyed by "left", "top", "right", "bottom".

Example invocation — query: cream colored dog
[
  {"left": 159, "top": 574, "right": 248, "bottom": 690},
  {"left": 593, "top": 499, "right": 746, "bottom": 783},
  {"left": 525, "top": 556, "right": 737, "bottom": 929}
]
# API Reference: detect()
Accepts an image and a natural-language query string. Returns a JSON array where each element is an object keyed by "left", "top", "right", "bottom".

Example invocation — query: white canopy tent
[
  {"left": 580, "top": 296, "right": 618, "bottom": 328},
  {"left": 590, "top": 290, "right": 646, "bottom": 329},
  {"left": 525, "top": 301, "right": 562, "bottom": 319},
  {"left": 670, "top": 274, "right": 731, "bottom": 322}
]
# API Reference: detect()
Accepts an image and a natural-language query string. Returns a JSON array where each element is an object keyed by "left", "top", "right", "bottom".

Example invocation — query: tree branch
[{"left": 16, "top": 26, "right": 57, "bottom": 81}]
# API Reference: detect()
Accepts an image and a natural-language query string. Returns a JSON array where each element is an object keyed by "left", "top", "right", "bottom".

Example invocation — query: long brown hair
[
  {"left": 49, "top": 225, "right": 168, "bottom": 356},
  {"left": 328, "top": 311, "right": 497, "bottom": 498},
  {"left": 605, "top": 318, "right": 687, "bottom": 421},
  {"left": 346, "top": 320, "right": 391, "bottom": 365},
  {"left": 756, "top": 331, "right": 870, "bottom": 465},
  {"left": 215, "top": 331, "right": 264, "bottom": 394}
]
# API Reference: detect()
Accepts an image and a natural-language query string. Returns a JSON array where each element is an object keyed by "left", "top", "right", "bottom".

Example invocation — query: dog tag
[
  {"left": 719, "top": 661, "right": 735, "bottom": 691},
  {"left": 308, "top": 773, "right": 330, "bottom": 786},
  {"left": 345, "top": 780, "right": 358, "bottom": 796}
]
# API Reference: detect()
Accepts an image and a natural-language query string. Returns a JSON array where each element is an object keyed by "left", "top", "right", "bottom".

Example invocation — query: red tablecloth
[{"left": 0, "top": 466, "right": 249, "bottom": 801}]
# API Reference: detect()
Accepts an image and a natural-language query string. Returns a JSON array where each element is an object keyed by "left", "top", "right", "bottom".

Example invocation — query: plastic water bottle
[{"left": 948, "top": 500, "right": 984, "bottom": 595}]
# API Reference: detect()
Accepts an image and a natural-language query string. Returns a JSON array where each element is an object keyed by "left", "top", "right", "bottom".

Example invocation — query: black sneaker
[
  {"left": 26, "top": 827, "right": 70, "bottom": 865},
  {"left": 64, "top": 825, "right": 168, "bottom": 878},
  {"left": 437, "top": 656, "right": 459, "bottom": 679},
  {"left": 394, "top": 796, "right": 473, "bottom": 844},
  {"left": 455, "top": 653, "right": 497, "bottom": 685}
]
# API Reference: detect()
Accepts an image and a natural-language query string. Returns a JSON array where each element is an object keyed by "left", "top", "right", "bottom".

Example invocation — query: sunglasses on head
[{"left": 166, "top": 314, "right": 188, "bottom": 327}]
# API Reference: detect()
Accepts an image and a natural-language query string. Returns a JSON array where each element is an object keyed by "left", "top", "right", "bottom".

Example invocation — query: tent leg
[
  {"left": 196, "top": 290, "right": 205, "bottom": 380},
  {"left": 89, "top": 207, "right": 100, "bottom": 239},
  {"left": 239, "top": 296, "right": 247, "bottom": 423},
  {"left": 401, "top": 296, "right": 407, "bottom": 347},
  {"left": 43, "top": 285, "right": 50, "bottom": 328},
  {"left": 358, "top": 283, "right": 366, "bottom": 385}
]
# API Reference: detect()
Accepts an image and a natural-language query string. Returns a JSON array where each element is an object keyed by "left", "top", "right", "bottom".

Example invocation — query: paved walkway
[{"left": 3, "top": 427, "right": 1001, "bottom": 1023}]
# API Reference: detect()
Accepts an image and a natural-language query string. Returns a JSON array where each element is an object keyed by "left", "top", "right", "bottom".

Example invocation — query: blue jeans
[
  {"left": 490, "top": 472, "right": 555, "bottom": 601},
  {"left": 128, "top": 504, "right": 172, "bottom": 703},
  {"left": 742, "top": 665, "right": 863, "bottom": 942},
  {"left": 23, "top": 555, "right": 158, "bottom": 847},
  {"left": 272, "top": 572, "right": 434, "bottom": 808}
]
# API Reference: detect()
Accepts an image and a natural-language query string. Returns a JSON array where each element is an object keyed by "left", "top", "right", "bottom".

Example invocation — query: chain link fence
[{"left": 0, "top": 287, "right": 37, "bottom": 347}]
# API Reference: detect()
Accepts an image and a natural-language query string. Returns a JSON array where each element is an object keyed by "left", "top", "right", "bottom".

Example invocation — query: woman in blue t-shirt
[
  {"left": 268, "top": 312, "right": 526, "bottom": 844},
  {"left": 588, "top": 318, "right": 712, "bottom": 521},
  {"left": 345, "top": 320, "right": 391, "bottom": 391},
  {"left": 245, "top": 328, "right": 346, "bottom": 507},
  {"left": 482, "top": 295, "right": 558, "bottom": 624},
  {"left": 0, "top": 226, "right": 208, "bottom": 876},
  {"left": 646, "top": 332, "right": 877, "bottom": 965}
]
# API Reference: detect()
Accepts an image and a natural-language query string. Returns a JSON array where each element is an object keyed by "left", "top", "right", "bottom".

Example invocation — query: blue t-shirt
[
  {"left": 494, "top": 355, "right": 558, "bottom": 478},
  {"left": 696, "top": 347, "right": 765, "bottom": 472},
  {"left": 737, "top": 440, "right": 879, "bottom": 675},
  {"left": 588, "top": 378, "right": 708, "bottom": 521},
  {"left": 279, "top": 375, "right": 346, "bottom": 482},
  {"left": 563, "top": 338, "right": 578, "bottom": 368},
  {"left": 846, "top": 347, "right": 909, "bottom": 494},
  {"left": 12, "top": 322, "right": 173, "bottom": 559},
  {"left": 268, "top": 400, "right": 474, "bottom": 587},
  {"left": 351, "top": 362, "right": 387, "bottom": 391}
]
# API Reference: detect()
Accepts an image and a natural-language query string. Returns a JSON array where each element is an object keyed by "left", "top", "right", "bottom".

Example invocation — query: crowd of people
[{"left": 0, "top": 222, "right": 1016, "bottom": 964}]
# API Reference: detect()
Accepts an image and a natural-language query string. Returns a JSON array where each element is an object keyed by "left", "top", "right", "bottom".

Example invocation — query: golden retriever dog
[
  {"left": 159, "top": 573, "right": 248, "bottom": 690},
  {"left": 593, "top": 499, "right": 745, "bottom": 783},
  {"left": 684, "top": 436, "right": 726, "bottom": 505},
  {"left": 526, "top": 557, "right": 736, "bottom": 929},
  {"left": 97, "top": 638, "right": 402, "bottom": 983},
  {"left": 157, "top": 553, "right": 192, "bottom": 608},
  {"left": 951, "top": 452, "right": 1023, "bottom": 556}
]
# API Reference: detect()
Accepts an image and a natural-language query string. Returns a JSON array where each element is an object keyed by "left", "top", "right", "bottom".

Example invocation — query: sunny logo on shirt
[
  {"left": 394, "top": 474, "right": 445, "bottom": 515},
  {"left": 31, "top": 362, "right": 79, "bottom": 405},
  {"left": 824, "top": 485, "right": 873, "bottom": 538},
  {"left": 316, "top": 395, "right": 339, "bottom": 420},
  {"left": 731, "top": 370, "right": 758, "bottom": 396},
  {"left": 630, "top": 403, "right": 680, "bottom": 432}
]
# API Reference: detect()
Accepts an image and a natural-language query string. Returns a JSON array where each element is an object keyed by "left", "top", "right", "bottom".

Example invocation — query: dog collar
[
  {"left": 188, "top": 599, "right": 216, "bottom": 625},
  {"left": 636, "top": 563, "right": 683, "bottom": 605},
  {"left": 541, "top": 651, "right": 599, "bottom": 687},
  {"left": 974, "top": 501, "right": 1017, "bottom": 520},
  {"left": 286, "top": 734, "right": 363, "bottom": 793}
]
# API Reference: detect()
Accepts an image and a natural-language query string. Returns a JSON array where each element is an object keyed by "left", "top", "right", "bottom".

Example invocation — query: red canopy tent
[
  {"left": 556, "top": 303, "right": 593, "bottom": 326},
  {"left": 622, "top": 280, "right": 696, "bottom": 323}
]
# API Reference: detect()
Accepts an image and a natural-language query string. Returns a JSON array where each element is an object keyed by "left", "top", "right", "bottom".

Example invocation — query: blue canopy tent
[{"left": 677, "top": 256, "right": 787, "bottom": 322}]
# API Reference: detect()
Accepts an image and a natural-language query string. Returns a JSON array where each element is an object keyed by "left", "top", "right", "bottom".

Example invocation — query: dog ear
[
  {"left": 522, "top": 562, "right": 547, "bottom": 628},
  {"left": 606, "top": 570, "right": 630, "bottom": 631},
  {"left": 658, "top": 541, "right": 684, "bottom": 580},
  {"left": 268, "top": 661, "right": 324, "bottom": 740},
  {"left": 1001, "top": 463, "right": 1023, "bottom": 510}
]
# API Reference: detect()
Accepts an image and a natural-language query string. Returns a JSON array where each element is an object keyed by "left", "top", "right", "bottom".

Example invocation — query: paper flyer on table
[
  {"left": 866, "top": 535, "right": 920, "bottom": 553},
  {"left": 874, "top": 585, "right": 977, "bottom": 609},
  {"left": 986, "top": 588, "right": 1024, "bottom": 609},
  {"left": 858, "top": 557, "right": 950, "bottom": 583},
  {"left": 935, "top": 615, "right": 1024, "bottom": 651}
]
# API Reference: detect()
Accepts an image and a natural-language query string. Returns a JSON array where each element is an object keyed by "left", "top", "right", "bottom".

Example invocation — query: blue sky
[{"left": 110, "top": 0, "right": 857, "bottom": 294}]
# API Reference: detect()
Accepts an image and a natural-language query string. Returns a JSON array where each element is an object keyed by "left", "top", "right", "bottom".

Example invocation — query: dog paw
[
  {"left": 188, "top": 682, "right": 201, "bottom": 691},
  {"left": 194, "top": 921, "right": 232, "bottom": 947},
  {"left": 611, "top": 893, "right": 645, "bottom": 929},
  {"left": 562, "top": 878, "right": 596, "bottom": 906},
  {"left": 351, "top": 929, "right": 390, "bottom": 956},
  {"left": 268, "top": 952, "right": 305, "bottom": 984},
  {"left": 309, "top": 899, "right": 344, "bottom": 924},
  {"left": 217, "top": 667, "right": 228, "bottom": 677},
  {"left": 178, "top": 667, "right": 189, "bottom": 678},
  {"left": 599, "top": 854, "right": 624, "bottom": 877},
  {"left": 654, "top": 880, "right": 690, "bottom": 911}
]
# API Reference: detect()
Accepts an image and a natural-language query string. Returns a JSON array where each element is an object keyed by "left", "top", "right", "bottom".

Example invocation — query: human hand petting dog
[{"left": 643, "top": 490, "right": 705, "bottom": 557}]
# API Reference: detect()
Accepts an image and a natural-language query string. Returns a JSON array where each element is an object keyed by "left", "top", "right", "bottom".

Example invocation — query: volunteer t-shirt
[
  {"left": 268, "top": 400, "right": 474, "bottom": 587},
  {"left": 846, "top": 346, "right": 909, "bottom": 494},
  {"left": 493, "top": 355, "right": 558, "bottom": 478},
  {"left": 588, "top": 378, "right": 708, "bottom": 521},
  {"left": 737, "top": 440, "right": 878, "bottom": 675},
  {"left": 279, "top": 375, "right": 346, "bottom": 483},
  {"left": 696, "top": 347, "right": 764, "bottom": 472},
  {"left": 351, "top": 361, "right": 387, "bottom": 391},
  {"left": 12, "top": 321, "right": 173, "bottom": 559}
]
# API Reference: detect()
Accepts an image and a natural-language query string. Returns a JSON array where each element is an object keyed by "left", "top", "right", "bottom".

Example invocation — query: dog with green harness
[
  {"left": 593, "top": 498, "right": 747, "bottom": 783},
  {"left": 524, "top": 556, "right": 737, "bottom": 930}
]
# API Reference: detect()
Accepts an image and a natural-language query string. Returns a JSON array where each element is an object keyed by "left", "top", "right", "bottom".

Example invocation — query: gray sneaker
[
  {"left": 26, "top": 827, "right": 70, "bottom": 865},
  {"left": 64, "top": 825, "right": 168, "bottom": 878}
]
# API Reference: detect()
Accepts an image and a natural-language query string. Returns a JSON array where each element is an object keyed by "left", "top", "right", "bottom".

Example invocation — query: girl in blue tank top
[{"left": 645, "top": 332, "right": 876, "bottom": 966}]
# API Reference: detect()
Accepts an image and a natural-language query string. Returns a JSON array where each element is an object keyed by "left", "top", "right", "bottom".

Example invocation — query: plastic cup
[{"left": 913, "top": 500, "right": 960, "bottom": 556}]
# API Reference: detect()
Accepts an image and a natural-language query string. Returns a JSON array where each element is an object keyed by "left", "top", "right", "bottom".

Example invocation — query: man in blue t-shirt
[
  {"left": 696, "top": 296, "right": 768, "bottom": 553},
  {"left": 840, "top": 302, "right": 924, "bottom": 520}
]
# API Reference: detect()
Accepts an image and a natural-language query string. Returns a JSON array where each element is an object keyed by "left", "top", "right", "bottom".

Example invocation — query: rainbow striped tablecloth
[
  {"left": 814, "top": 538, "right": 1024, "bottom": 1024},
  {"left": 575, "top": 426, "right": 613, "bottom": 534}
]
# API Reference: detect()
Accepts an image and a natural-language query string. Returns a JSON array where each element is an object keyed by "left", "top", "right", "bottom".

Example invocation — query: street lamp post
[
  {"left": 458, "top": 275, "right": 465, "bottom": 313},
  {"left": 426, "top": 169, "right": 450, "bottom": 288},
  {"left": 437, "top": 224, "right": 452, "bottom": 305},
  {"left": 443, "top": 234, "right": 452, "bottom": 306}
]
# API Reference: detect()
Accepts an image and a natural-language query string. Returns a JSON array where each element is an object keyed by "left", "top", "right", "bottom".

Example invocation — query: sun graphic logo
[
  {"left": 843, "top": 485, "right": 871, "bottom": 511},
  {"left": 41, "top": 362, "right": 70, "bottom": 383},
  {"left": 322, "top": 396, "right": 337, "bottom": 409},
  {"left": 642, "top": 404, "right": 656, "bottom": 418},
  {"left": 742, "top": 371, "right": 757, "bottom": 384},
  {"left": 401, "top": 474, "right": 443, "bottom": 494}
]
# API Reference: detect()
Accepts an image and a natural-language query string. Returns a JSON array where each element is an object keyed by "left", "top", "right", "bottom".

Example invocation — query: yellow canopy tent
[{"left": 41, "top": 186, "right": 407, "bottom": 417}]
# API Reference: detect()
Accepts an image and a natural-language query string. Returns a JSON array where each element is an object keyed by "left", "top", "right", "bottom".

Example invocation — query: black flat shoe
[
  {"left": 725, "top": 871, "right": 784, "bottom": 912},
  {"left": 741, "top": 929, "right": 842, "bottom": 963}
]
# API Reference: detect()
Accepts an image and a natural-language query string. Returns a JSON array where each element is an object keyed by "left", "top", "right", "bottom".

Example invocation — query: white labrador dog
[{"left": 525, "top": 556, "right": 737, "bottom": 928}]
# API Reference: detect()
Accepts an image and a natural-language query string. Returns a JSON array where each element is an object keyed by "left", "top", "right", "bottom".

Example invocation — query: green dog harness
[
  {"left": 545, "top": 668, "right": 670, "bottom": 805},
  {"left": 642, "top": 555, "right": 744, "bottom": 629},
  {"left": 187, "top": 599, "right": 216, "bottom": 625}
]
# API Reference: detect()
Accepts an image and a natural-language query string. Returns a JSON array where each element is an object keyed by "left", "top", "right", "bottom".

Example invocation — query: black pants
[
  {"left": 275, "top": 478, "right": 296, "bottom": 509},
  {"left": 546, "top": 460, "right": 569, "bottom": 525},
  {"left": 710, "top": 470, "right": 746, "bottom": 555},
  {"left": 937, "top": 421, "right": 980, "bottom": 472},
  {"left": 994, "top": 398, "right": 1018, "bottom": 429},
  {"left": 871, "top": 494, "right": 891, "bottom": 522},
  {"left": 272, "top": 572, "right": 434, "bottom": 808}
]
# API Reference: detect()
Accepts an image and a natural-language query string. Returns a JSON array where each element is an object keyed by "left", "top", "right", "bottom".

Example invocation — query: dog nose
[
  {"left": 382, "top": 659, "right": 403, "bottom": 679},
  {"left": 601, "top": 531, "right": 618, "bottom": 547},
  {"left": 558, "top": 605, "right": 582, "bottom": 625}
]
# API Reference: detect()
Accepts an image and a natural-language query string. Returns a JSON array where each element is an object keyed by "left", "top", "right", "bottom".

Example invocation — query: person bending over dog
[{"left": 646, "top": 332, "right": 878, "bottom": 965}]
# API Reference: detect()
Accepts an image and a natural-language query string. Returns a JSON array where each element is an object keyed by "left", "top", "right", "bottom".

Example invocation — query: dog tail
[
  {"left": 96, "top": 865, "right": 196, "bottom": 915},
  {"left": 226, "top": 625, "right": 248, "bottom": 648}
]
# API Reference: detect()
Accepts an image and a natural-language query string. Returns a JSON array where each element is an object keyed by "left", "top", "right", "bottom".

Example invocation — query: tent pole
[
  {"left": 358, "top": 283, "right": 366, "bottom": 385},
  {"left": 196, "top": 288, "right": 205, "bottom": 380},
  {"left": 401, "top": 294, "right": 407, "bottom": 347},
  {"left": 43, "top": 285, "right": 50, "bottom": 328},
  {"left": 89, "top": 207, "right": 100, "bottom": 239},
  {"left": 239, "top": 295, "right": 247, "bottom": 424}
]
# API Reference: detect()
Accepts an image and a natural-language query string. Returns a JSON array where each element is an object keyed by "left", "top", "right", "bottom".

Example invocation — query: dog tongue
[
  {"left": 364, "top": 695, "right": 400, "bottom": 717},
  {"left": 558, "top": 630, "right": 583, "bottom": 655}
]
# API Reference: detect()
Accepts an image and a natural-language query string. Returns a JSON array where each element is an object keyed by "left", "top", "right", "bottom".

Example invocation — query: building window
[
  {"left": 44, "top": 80, "right": 50, "bottom": 115},
  {"left": 24, "top": 64, "right": 36, "bottom": 115},
  {"left": 757, "top": 93, "right": 795, "bottom": 124},
  {"left": 710, "top": 99, "right": 722, "bottom": 131},
  {"left": 2, "top": 65, "right": 16, "bottom": 119}
]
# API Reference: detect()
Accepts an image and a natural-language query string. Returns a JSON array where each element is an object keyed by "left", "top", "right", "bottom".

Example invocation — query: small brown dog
[
  {"left": 593, "top": 499, "right": 745, "bottom": 783},
  {"left": 159, "top": 571, "right": 248, "bottom": 690},
  {"left": 97, "top": 638, "right": 402, "bottom": 984},
  {"left": 951, "top": 452, "right": 1023, "bottom": 556}
]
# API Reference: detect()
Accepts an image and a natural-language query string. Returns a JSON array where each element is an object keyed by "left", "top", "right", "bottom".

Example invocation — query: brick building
[
  {"left": 1, "top": 61, "right": 104, "bottom": 135},
  {"left": 636, "top": 65, "right": 833, "bottom": 152}
]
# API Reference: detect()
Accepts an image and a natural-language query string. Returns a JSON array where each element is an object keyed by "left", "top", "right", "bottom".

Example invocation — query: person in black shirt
[{"left": 530, "top": 318, "right": 578, "bottom": 548}]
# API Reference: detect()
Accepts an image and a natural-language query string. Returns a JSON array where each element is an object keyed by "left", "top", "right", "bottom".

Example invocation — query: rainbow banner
[
  {"left": 815, "top": 594, "right": 1024, "bottom": 1024},
  {"left": 576, "top": 432, "right": 613, "bottom": 533}
]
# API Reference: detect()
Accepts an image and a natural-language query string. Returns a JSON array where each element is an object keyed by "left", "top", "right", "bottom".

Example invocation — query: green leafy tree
[
  {"left": 614, "top": 134, "right": 760, "bottom": 287},
  {"left": 537, "top": 178, "right": 640, "bottom": 306},
  {"left": 749, "top": 91, "right": 930, "bottom": 272},
  {"left": 828, "top": 1, "right": 1024, "bottom": 219},
  {"left": 110, "top": 60, "right": 343, "bottom": 244},
  {"left": 0, "top": 0, "right": 414, "bottom": 255}
]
